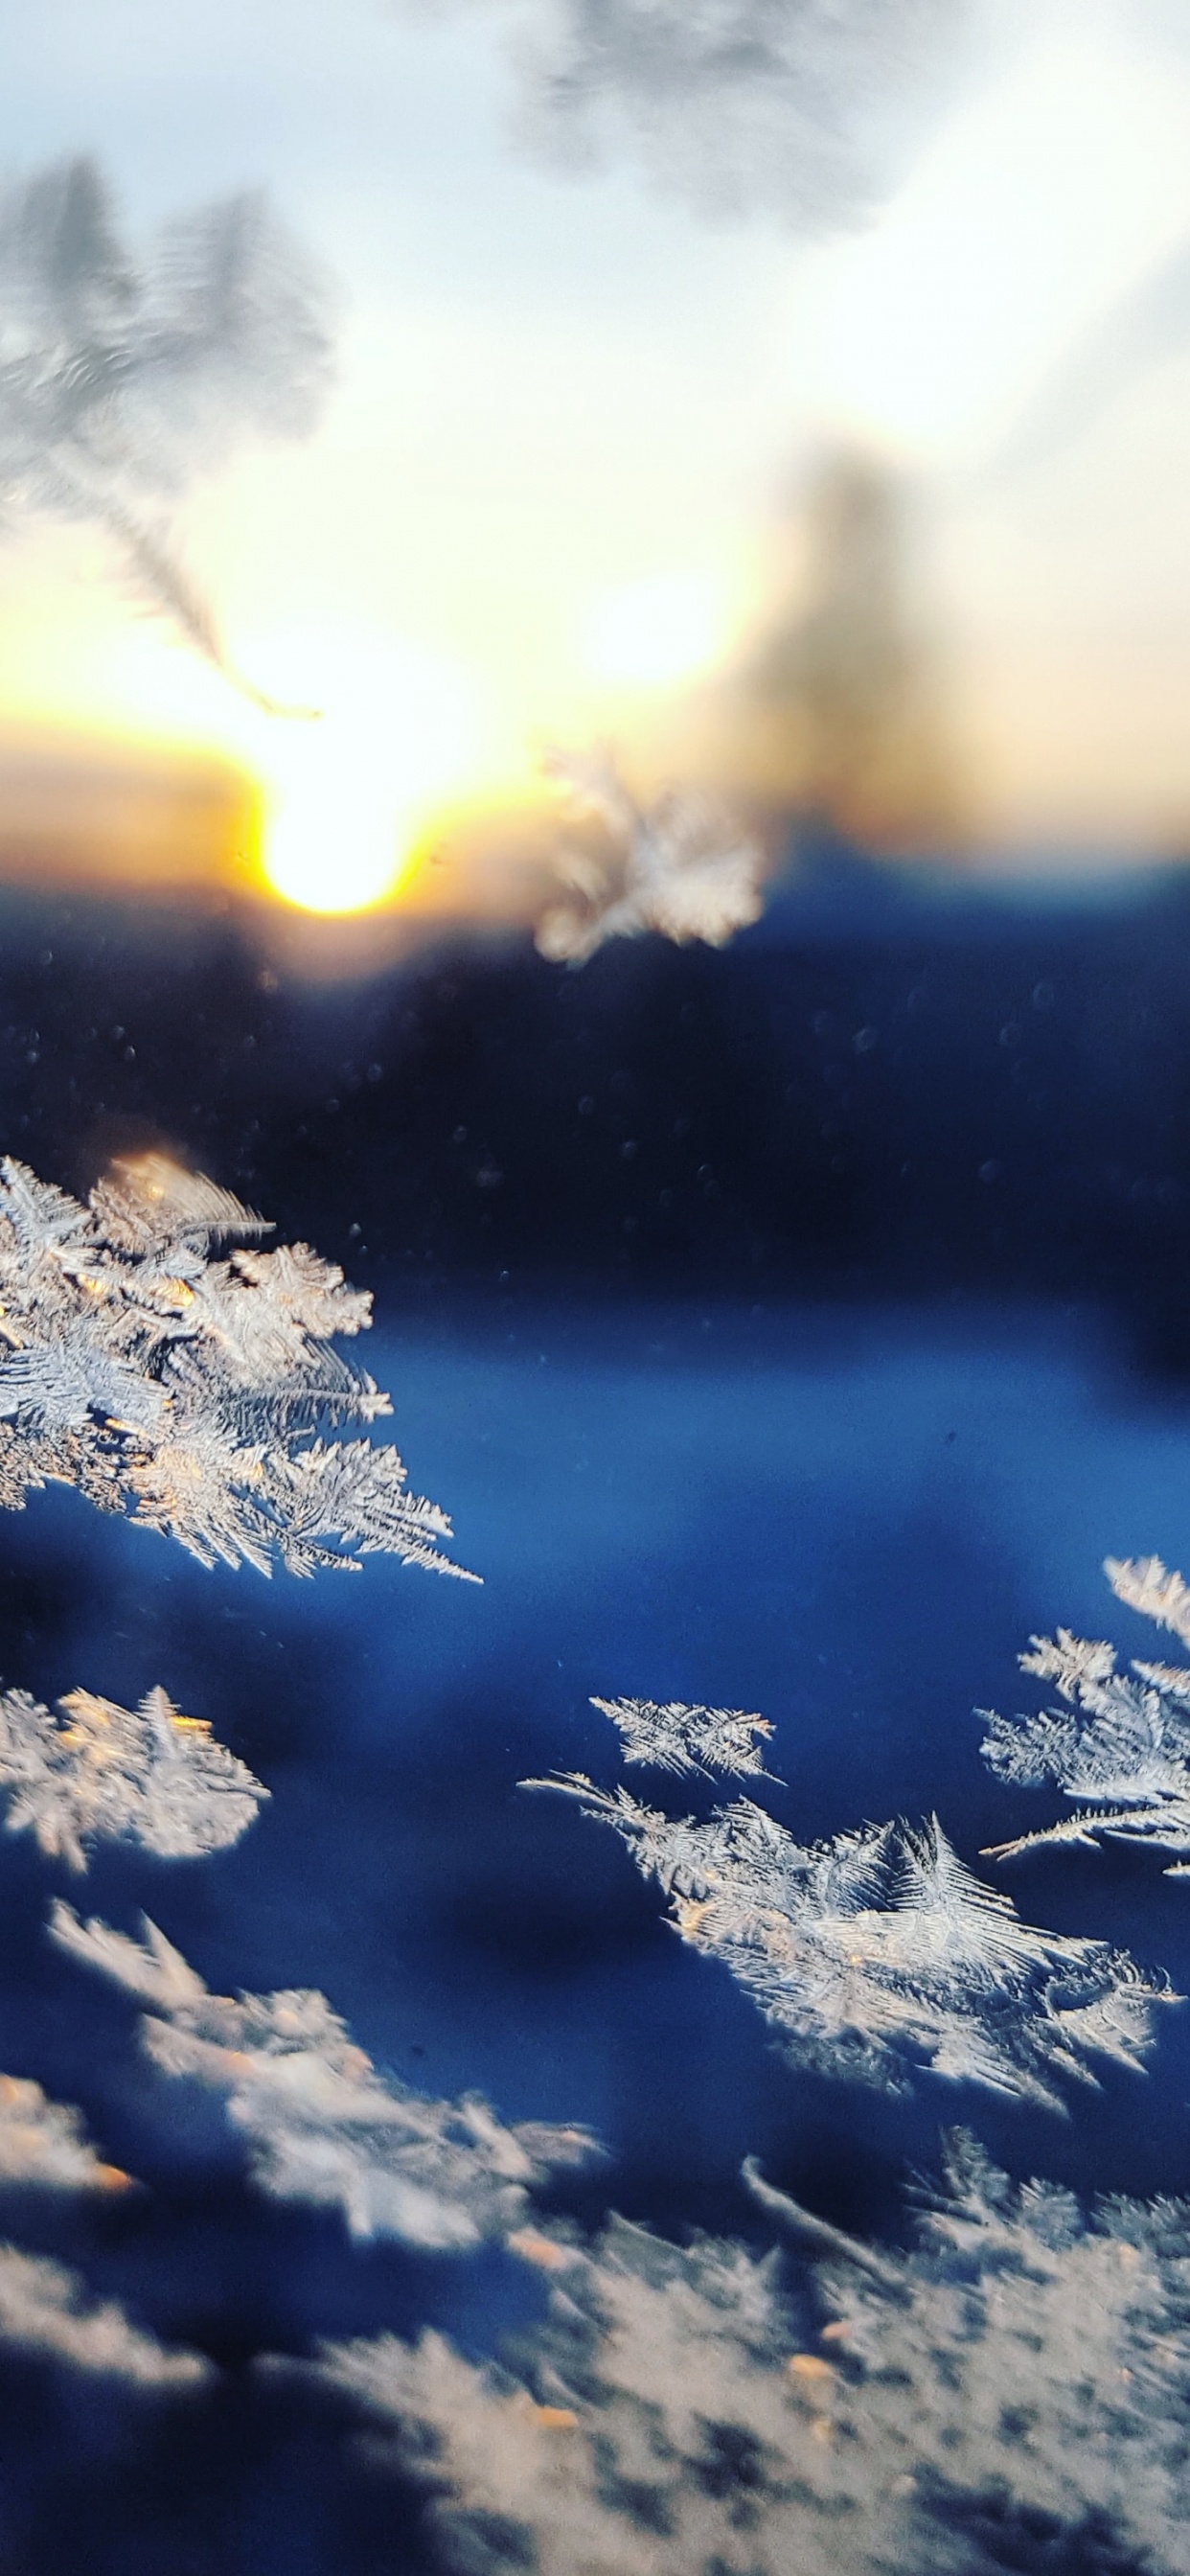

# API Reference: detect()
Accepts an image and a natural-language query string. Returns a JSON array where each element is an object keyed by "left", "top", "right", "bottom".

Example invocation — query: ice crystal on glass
[
  {"left": 0, "top": 2073, "right": 130, "bottom": 2193},
  {"left": 591, "top": 1695, "right": 776, "bottom": 1779},
  {"left": 50, "top": 1904, "right": 599, "bottom": 2250},
  {"left": 0, "top": 1681, "right": 265, "bottom": 1871},
  {"left": 0, "top": 2245, "right": 208, "bottom": 2385},
  {"left": 446, "top": 0, "right": 970, "bottom": 237},
  {"left": 981, "top": 1556, "right": 1190, "bottom": 1872},
  {"left": 0, "top": 1153, "right": 472, "bottom": 1579},
  {"left": 528, "top": 1744, "right": 1174, "bottom": 2104},
  {"left": 1106, "top": 1552, "right": 1190, "bottom": 1647},
  {"left": 535, "top": 747, "right": 765, "bottom": 962},
  {"left": 0, "top": 154, "right": 331, "bottom": 705},
  {"left": 321, "top": 2132, "right": 1190, "bottom": 2576}
]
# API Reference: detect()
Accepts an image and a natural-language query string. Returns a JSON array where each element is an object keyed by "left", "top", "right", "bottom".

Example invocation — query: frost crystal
[
  {"left": 0, "top": 154, "right": 331, "bottom": 707},
  {"left": 321, "top": 2133, "right": 1190, "bottom": 2576},
  {"left": 981, "top": 1558, "right": 1190, "bottom": 1872},
  {"left": 440, "top": 0, "right": 970, "bottom": 238},
  {"left": 528, "top": 1759, "right": 1174, "bottom": 2105},
  {"left": 50, "top": 1904, "right": 599, "bottom": 2250},
  {"left": 591, "top": 1696, "right": 776, "bottom": 1779},
  {"left": 0, "top": 1681, "right": 265, "bottom": 1871},
  {"left": 0, "top": 2244, "right": 209, "bottom": 2385},
  {"left": 535, "top": 747, "right": 765, "bottom": 963},
  {"left": 0, "top": 2073, "right": 130, "bottom": 2192},
  {"left": 1107, "top": 1552, "right": 1190, "bottom": 1648},
  {"left": 0, "top": 1153, "right": 473, "bottom": 1578}
]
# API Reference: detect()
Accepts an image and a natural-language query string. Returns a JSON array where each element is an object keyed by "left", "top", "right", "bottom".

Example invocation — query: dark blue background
[{"left": 1, "top": 854, "right": 1190, "bottom": 2567}]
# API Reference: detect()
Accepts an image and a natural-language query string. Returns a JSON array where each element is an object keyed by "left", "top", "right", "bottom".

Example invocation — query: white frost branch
[
  {"left": 425, "top": 0, "right": 973, "bottom": 237},
  {"left": 0, "top": 2244, "right": 209, "bottom": 2386},
  {"left": 0, "top": 1681, "right": 265, "bottom": 1871},
  {"left": 1107, "top": 1554, "right": 1190, "bottom": 1651},
  {"left": 317, "top": 2131, "right": 1190, "bottom": 2576},
  {"left": 50, "top": 1904, "right": 599, "bottom": 2250},
  {"left": 0, "top": 1153, "right": 474, "bottom": 1579},
  {"left": 591, "top": 1696, "right": 776, "bottom": 1779},
  {"left": 536, "top": 747, "right": 765, "bottom": 963},
  {"left": 527, "top": 1754, "right": 1174, "bottom": 2106},
  {"left": 981, "top": 1558, "right": 1190, "bottom": 1873},
  {"left": 0, "top": 2073, "right": 131, "bottom": 2193}
]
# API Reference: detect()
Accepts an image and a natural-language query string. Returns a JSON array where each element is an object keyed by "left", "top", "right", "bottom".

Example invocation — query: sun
[
  {"left": 242, "top": 623, "right": 487, "bottom": 914},
  {"left": 263, "top": 727, "right": 423, "bottom": 915}
]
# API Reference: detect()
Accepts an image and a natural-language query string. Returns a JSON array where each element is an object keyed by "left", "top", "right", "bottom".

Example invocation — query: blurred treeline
[
  {"left": 2, "top": 849, "right": 1190, "bottom": 1365},
  {"left": 660, "top": 449, "right": 968, "bottom": 852}
]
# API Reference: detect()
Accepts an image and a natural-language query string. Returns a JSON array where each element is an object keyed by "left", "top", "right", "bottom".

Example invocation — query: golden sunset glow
[
  {"left": 220, "top": 623, "right": 490, "bottom": 914},
  {"left": 1, "top": 2, "right": 1190, "bottom": 916}
]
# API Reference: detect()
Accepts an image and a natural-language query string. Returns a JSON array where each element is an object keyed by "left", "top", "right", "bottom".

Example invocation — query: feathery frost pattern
[
  {"left": 0, "top": 2073, "right": 130, "bottom": 2193},
  {"left": 529, "top": 1707, "right": 1174, "bottom": 2103},
  {"left": 0, "top": 1681, "right": 265, "bottom": 1871},
  {"left": 50, "top": 1904, "right": 599, "bottom": 2250},
  {"left": 435, "top": 0, "right": 970, "bottom": 237},
  {"left": 0, "top": 2245, "right": 208, "bottom": 2386},
  {"left": 0, "top": 1153, "right": 472, "bottom": 1579},
  {"left": 535, "top": 747, "right": 765, "bottom": 962},
  {"left": 0, "top": 2058, "right": 202, "bottom": 2392},
  {"left": 0, "top": 155, "right": 331, "bottom": 706},
  {"left": 319, "top": 2132, "right": 1190, "bottom": 2576},
  {"left": 1107, "top": 1552, "right": 1190, "bottom": 1646},
  {"left": 981, "top": 1555, "right": 1190, "bottom": 1872},
  {"left": 591, "top": 1695, "right": 776, "bottom": 1778}
]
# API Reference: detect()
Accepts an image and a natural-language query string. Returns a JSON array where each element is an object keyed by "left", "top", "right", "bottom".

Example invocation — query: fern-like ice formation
[
  {"left": 0, "top": 2244, "right": 209, "bottom": 2386},
  {"left": 0, "top": 1681, "right": 265, "bottom": 1871},
  {"left": 0, "top": 2062, "right": 203, "bottom": 2384},
  {"left": 50, "top": 1903, "right": 598, "bottom": 2250},
  {"left": 528, "top": 1729, "right": 1174, "bottom": 2104},
  {"left": 535, "top": 747, "right": 765, "bottom": 963},
  {"left": 1106, "top": 1552, "right": 1190, "bottom": 1645},
  {"left": 981, "top": 1555, "right": 1190, "bottom": 1873},
  {"left": 0, "top": 2072, "right": 131, "bottom": 2192},
  {"left": 0, "top": 1152, "right": 473, "bottom": 1579},
  {"left": 591, "top": 1696, "right": 776, "bottom": 1779},
  {"left": 0, "top": 154, "right": 331, "bottom": 708},
  {"left": 421, "top": 0, "right": 970, "bottom": 238},
  {"left": 317, "top": 2131, "right": 1190, "bottom": 2576}
]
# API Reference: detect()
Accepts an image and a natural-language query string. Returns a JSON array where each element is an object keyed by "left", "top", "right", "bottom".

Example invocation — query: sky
[{"left": 4, "top": 0, "right": 1190, "bottom": 908}]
